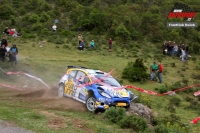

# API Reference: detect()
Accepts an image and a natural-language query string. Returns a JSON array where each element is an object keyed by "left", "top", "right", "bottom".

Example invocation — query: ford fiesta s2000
[{"left": 58, "top": 66, "right": 137, "bottom": 112}]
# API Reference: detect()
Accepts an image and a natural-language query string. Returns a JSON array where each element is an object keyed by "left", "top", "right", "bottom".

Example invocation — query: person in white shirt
[
  {"left": 52, "top": 24, "right": 57, "bottom": 32},
  {"left": 181, "top": 48, "right": 186, "bottom": 62}
]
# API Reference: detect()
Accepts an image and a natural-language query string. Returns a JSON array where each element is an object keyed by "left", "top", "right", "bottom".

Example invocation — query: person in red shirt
[{"left": 158, "top": 62, "right": 163, "bottom": 83}]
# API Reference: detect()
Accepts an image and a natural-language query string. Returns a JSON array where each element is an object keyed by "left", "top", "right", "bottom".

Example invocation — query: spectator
[
  {"left": 90, "top": 40, "right": 95, "bottom": 48},
  {"left": 17, "top": 29, "right": 22, "bottom": 37},
  {"left": 78, "top": 34, "right": 83, "bottom": 45},
  {"left": 0, "top": 45, "right": 7, "bottom": 62},
  {"left": 8, "top": 51, "right": 17, "bottom": 65},
  {"left": 108, "top": 38, "right": 112, "bottom": 52},
  {"left": 150, "top": 62, "right": 158, "bottom": 81},
  {"left": 52, "top": 24, "right": 57, "bottom": 32},
  {"left": 3, "top": 27, "right": 10, "bottom": 35},
  {"left": 12, "top": 29, "right": 18, "bottom": 38},
  {"left": 158, "top": 62, "right": 163, "bottom": 83},
  {"left": 9, "top": 29, "right": 15, "bottom": 36},
  {"left": 1, "top": 36, "right": 8, "bottom": 47},
  {"left": 78, "top": 40, "right": 85, "bottom": 51},
  {"left": 181, "top": 48, "right": 186, "bottom": 62},
  {"left": 10, "top": 44, "right": 18, "bottom": 64},
  {"left": 54, "top": 18, "right": 59, "bottom": 24},
  {"left": 173, "top": 44, "right": 178, "bottom": 57}
]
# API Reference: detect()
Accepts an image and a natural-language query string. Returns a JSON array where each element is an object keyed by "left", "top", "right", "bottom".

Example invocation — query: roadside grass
[
  {"left": 0, "top": 36, "right": 200, "bottom": 132},
  {"left": 0, "top": 88, "right": 133, "bottom": 133}
]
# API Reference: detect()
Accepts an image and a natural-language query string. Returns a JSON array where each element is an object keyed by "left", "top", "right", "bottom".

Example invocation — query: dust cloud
[{"left": 5, "top": 74, "right": 87, "bottom": 112}]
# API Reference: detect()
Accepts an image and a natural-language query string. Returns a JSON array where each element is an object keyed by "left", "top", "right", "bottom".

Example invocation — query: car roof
[{"left": 66, "top": 66, "right": 111, "bottom": 77}]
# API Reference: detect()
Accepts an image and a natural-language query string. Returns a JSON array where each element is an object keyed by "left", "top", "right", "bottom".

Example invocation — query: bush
[
  {"left": 103, "top": 107, "right": 126, "bottom": 123},
  {"left": 119, "top": 115, "right": 148, "bottom": 132},
  {"left": 169, "top": 97, "right": 181, "bottom": 107},
  {"left": 54, "top": 36, "right": 64, "bottom": 44},
  {"left": 122, "top": 58, "right": 148, "bottom": 82},
  {"left": 155, "top": 123, "right": 188, "bottom": 133},
  {"left": 158, "top": 85, "right": 168, "bottom": 94},
  {"left": 63, "top": 44, "right": 70, "bottom": 49},
  {"left": 169, "top": 81, "right": 183, "bottom": 91},
  {"left": 155, "top": 124, "right": 169, "bottom": 133}
]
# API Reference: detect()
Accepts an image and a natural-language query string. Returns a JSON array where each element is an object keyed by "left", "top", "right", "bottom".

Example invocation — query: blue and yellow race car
[{"left": 58, "top": 66, "right": 137, "bottom": 112}]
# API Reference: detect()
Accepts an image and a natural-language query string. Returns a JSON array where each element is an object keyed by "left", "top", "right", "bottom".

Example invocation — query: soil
[
  {"left": 0, "top": 119, "right": 34, "bottom": 133},
  {"left": 0, "top": 83, "right": 88, "bottom": 133}
]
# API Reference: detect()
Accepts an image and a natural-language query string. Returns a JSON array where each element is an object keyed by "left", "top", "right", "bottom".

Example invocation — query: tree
[
  {"left": 115, "top": 23, "right": 130, "bottom": 42},
  {"left": 122, "top": 58, "right": 148, "bottom": 82}
]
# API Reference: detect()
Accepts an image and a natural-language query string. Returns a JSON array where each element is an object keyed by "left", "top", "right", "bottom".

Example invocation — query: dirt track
[
  {"left": 0, "top": 84, "right": 87, "bottom": 133},
  {"left": 0, "top": 119, "right": 34, "bottom": 133}
]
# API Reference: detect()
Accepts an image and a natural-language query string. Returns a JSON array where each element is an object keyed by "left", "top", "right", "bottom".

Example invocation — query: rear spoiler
[{"left": 66, "top": 66, "right": 87, "bottom": 69}]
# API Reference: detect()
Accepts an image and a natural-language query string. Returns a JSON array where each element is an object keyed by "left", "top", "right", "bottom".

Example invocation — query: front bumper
[{"left": 95, "top": 98, "right": 131, "bottom": 110}]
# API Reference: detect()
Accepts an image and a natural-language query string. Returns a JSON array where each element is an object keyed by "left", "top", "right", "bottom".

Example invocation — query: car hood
[{"left": 100, "top": 86, "right": 129, "bottom": 98}]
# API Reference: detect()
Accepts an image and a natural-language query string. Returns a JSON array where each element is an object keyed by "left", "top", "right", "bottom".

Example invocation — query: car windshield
[{"left": 92, "top": 75, "right": 121, "bottom": 87}]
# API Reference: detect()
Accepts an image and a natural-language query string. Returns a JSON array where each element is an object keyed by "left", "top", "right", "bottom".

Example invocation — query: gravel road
[{"left": 0, "top": 120, "right": 34, "bottom": 133}]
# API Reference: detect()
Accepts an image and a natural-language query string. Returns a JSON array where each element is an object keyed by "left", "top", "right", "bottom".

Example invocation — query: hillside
[
  {"left": 0, "top": 0, "right": 200, "bottom": 133},
  {"left": 0, "top": 0, "right": 200, "bottom": 46}
]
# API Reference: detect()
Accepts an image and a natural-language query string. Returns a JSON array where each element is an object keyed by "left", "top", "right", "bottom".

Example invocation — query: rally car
[{"left": 58, "top": 66, "right": 137, "bottom": 112}]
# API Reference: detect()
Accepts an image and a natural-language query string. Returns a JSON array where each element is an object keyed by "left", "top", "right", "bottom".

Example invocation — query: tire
[
  {"left": 58, "top": 83, "right": 64, "bottom": 97},
  {"left": 86, "top": 96, "right": 97, "bottom": 112}
]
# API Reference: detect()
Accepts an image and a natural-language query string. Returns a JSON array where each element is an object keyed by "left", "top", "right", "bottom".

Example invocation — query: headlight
[{"left": 100, "top": 91, "right": 111, "bottom": 98}]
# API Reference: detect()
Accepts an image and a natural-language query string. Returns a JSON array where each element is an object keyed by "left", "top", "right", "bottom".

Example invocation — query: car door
[
  {"left": 71, "top": 70, "right": 90, "bottom": 103},
  {"left": 64, "top": 70, "right": 77, "bottom": 97}
]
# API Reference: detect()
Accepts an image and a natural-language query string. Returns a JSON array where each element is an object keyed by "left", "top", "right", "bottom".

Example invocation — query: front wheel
[
  {"left": 86, "top": 97, "right": 97, "bottom": 112},
  {"left": 58, "top": 84, "right": 64, "bottom": 97}
]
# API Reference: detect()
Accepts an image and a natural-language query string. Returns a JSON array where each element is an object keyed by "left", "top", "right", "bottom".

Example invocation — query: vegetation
[
  {"left": 0, "top": 0, "right": 200, "bottom": 52},
  {"left": 0, "top": 0, "right": 200, "bottom": 133},
  {"left": 122, "top": 58, "right": 149, "bottom": 82}
]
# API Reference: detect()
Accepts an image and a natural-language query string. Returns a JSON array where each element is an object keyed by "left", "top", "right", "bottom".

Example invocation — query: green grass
[{"left": 1, "top": 36, "right": 200, "bottom": 132}]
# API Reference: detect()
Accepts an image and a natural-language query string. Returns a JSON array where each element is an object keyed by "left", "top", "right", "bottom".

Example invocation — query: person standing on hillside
[
  {"left": 90, "top": 40, "right": 95, "bottom": 48},
  {"left": 0, "top": 45, "right": 7, "bottom": 62},
  {"left": 78, "top": 40, "right": 85, "bottom": 51},
  {"left": 108, "top": 38, "right": 112, "bottom": 52},
  {"left": 150, "top": 62, "right": 158, "bottom": 81},
  {"left": 52, "top": 24, "right": 57, "bottom": 32},
  {"left": 181, "top": 47, "right": 186, "bottom": 62},
  {"left": 1, "top": 36, "right": 8, "bottom": 47},
  {"left": 158, "top": 62, "right": 163, "bottom": 83},
  {"left": 78, "top": 34, "right": 83, "bottom": 45},
  {"left": 54, "top": 18, "right": 59, "bottom": 24},
  {"left": 10, "top": 44, "right": 18, "bottom": 64}
]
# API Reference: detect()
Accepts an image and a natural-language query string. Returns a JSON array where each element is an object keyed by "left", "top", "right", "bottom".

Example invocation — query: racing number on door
[{"left": 64, "top": 79, "right": 74, "bottom": 95}]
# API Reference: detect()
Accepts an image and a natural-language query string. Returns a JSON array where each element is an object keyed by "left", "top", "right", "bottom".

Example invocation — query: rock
[{"left": 127, "top": 103, "right": 152, "bottom": 124}]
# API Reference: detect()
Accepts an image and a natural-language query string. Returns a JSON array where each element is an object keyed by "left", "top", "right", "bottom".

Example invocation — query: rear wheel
[
  {"left": 86, "top": 96, "right": 97, "bottom": 112},
  {"left": 58, "top": 84, "right": 64, "bottom": 97}
]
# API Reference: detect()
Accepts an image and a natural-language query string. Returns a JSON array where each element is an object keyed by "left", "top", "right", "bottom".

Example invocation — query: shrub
[
  {"left": 163, "top": 114, "right": 181, "bottom": 125},
  {"left": 122, "top": 58, "right": 148, "bottom": 82},
  {"left": 119, "top": 115, "right": 148, "bottom": 132},
  {"left": 169, "top": 81, "right": 183, "bottom": 91},
  {"left": 63, "top": 44, "right": 69, "bottom": 49},
  {"left": 158, "top": 85, "right": 168, "bottom": 94},
  {"left": 165, "top": 105, "right": 176, "bottom": 113},
  {"left": 169, "top": 97, "right": 181, "bottom": 107},
  {"left": 171, "top": 62, "right": 176, "bottom": 67},
  {"left": 61, "top": 30, "right": 72, "bottom": 36},
  {"left": 103, "top": 107, "right": 126, "bottom": 123},
  {"left": 134, "top": 94, "right": 152, "bottom": 108},
  {"left": 155, "top": 124, "right": 169, "bottom": 133},
  {"left": 182, "top": 78, "right": 188, "bottom": 85},
  {"left": 54, "top": 37, "right": 64, "bottom": 44},
  {"left": 191, "top": 74, "right": 200, "bottom": 80},
  {"left": 28, "top": 13, "right": 39, "bottom": 23}
]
